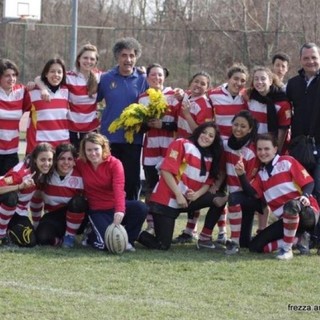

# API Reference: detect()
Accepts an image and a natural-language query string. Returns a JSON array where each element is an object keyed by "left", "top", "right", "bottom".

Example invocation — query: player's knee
[
  {"left": 299, "top": 206, "right": 316, "bottom": 232},
  {"left": 248, "top": 238, "right": 264, "bottom": 253},
  {"left": 283, "top": 199, "right": 301, "bottom": 216},
  {"left": 68, "top": 195, "right": 88, "bottom": 213},
  {"left": 2, "top": 191, "right": 18, "bottom": 207},
  {"left": 36, "top": 225, "right": 56, "bottom": 245},
  {"left": 8, "top": 224, "right": 36, "bottom": 247}
]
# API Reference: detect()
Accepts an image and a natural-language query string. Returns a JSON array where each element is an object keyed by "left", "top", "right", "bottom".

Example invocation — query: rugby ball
[{"left": 104, "top": 223, "right": 128, "bottom": 254}]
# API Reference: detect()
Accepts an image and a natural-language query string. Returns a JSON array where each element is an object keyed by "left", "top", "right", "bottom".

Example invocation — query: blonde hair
[
  {"left": 79, "top": 132, "right": 111, "bottom": 162},
  {"left": 76, "top": 44, "right": 99, "bottom": 97}
]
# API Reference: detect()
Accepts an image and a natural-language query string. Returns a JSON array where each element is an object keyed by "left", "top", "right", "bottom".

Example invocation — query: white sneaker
[
  {"left": 225, "top": 240, "right": 240, "bottom": 255},
  {"left": 216, "top": 232, "right": 227, "bottom": 245},
  {"left": 126, "top": 243, "right": 136, "bottom": 252},
  {"left": 296, "top": 232, "right": 310, "bottom": 255},
  {"left": 144, "top": 227, "right": 155, "bottom": 236},
  {"left": 276, "top": 248, "right": 293, "bottom": 260}
]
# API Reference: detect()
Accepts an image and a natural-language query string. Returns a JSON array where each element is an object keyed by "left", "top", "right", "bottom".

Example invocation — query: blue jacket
[{"left": 97, "top": 66, "right": 148, "bottom": 144}]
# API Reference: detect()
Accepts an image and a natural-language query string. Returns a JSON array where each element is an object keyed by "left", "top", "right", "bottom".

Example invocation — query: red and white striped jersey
[
  {"left": 177, "top": 95, "right": 213, "bottom": 138},
  {"left": 26, "top": 86, "right": 70, "bottom": 153},
  {"left": 248, "top": 99, "right": 291, "bottom": 134},
  {"left": 0, "top": 84, "right": 30, "bottom": 154},
  {"left": 208, "top": 85, "right": 248, "bottom": 140},
  {"left": 1, "top": 161, "right": 36, "bottom": 217},
  {"left": 223, "top": 140, "right": 259, "bottom": 194},
  {"left": 139, "top": 87, "right": 179, "bottom": 166},
  {"left": 150, "top": 138, "right": 214, "bottom": 208},
  {"left": 41, "top": 167, "right": 84, "bottom": 212},
  {"left": 66, "top": 70, "right": 102, "bottom": 133},
  {"left": 252, "top": 155, "right": 319, "bottom": 218}
]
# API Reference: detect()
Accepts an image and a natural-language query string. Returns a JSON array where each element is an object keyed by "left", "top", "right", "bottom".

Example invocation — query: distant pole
[{"left": 70, "top": 0, "right": 78, "bottom": 69}]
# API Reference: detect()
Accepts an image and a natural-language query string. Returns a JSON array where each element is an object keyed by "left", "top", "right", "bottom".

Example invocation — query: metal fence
[{"left": 0, "top": 21, "right": 305, "bottom": 87}]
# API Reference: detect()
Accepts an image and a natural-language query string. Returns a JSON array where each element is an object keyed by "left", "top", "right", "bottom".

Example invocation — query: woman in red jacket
[{"left": 76, "top": 132, "right": 147, "bottom": 252}]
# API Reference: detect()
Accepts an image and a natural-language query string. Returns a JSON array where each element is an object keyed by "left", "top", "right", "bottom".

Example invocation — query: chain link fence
[{"left": 0, "top": 22, "right": 305, "bottom": 87}]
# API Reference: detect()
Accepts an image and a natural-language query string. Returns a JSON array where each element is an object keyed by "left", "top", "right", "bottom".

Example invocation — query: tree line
[{"left": 0, "top": 0, "right": 318, "bottom": 86}]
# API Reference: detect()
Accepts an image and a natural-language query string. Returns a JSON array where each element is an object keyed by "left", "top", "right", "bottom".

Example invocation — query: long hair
[
  {"left": 26, "top": 142, "right": 55, "bottom": 189},
  {"left": 189, "top": 121, "right": 222, "bottom": 179},
  {"left": 75, "top": 43, "right": 99, "bottom": 97}
]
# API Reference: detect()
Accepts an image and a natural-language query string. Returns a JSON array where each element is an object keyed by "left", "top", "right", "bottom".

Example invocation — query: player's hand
[
  {"left": 186, "top": 189, "right": 198, "bottom": 202},
  {"left": 20, "top": 172, "right": 36, "bottom": 190},
  {"left": 299, "top": 195, "right": 310, "bottom": 206},
  {"left": 41, "top": 89, "right": 51, "bottom": 101},
  {"left": 113, "top": 212, "right": 125, "bottom": 225},
  {"left": 176, "top": 193, "right": 188, "bottom": 208},
  {"left": 136, "top": 66, "right": 146, "bottom": 74},
  {"left": 235, "top": 154, "right": 245, "bottom": 176},
  {"left": 174, "top": 88, "right": 184, "bottom": 101},
  {"left": 209, "top": 184, "right": 218, "bottom": 194},
  {"left": 26, "top": 81, "right": 36, "bottom": 91}
]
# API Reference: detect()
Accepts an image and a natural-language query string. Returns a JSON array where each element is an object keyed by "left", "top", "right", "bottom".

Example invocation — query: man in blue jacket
[{"left": 98, "top": 37, "right": 148, "bottom": 200}]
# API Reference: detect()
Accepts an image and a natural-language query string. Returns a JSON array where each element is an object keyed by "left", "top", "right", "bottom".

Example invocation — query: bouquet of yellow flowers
[{"left": 108, "top": 88, "right": 168, "bottom": 143}]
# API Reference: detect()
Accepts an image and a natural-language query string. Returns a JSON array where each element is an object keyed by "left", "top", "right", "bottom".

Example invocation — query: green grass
[{"left": 1, "top": 214, "right": 320, "bottom": 320}]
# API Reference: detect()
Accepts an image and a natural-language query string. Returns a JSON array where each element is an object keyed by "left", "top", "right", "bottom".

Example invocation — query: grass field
[{"left": 1, "top": 214, "right": 320, "bottom": 320}]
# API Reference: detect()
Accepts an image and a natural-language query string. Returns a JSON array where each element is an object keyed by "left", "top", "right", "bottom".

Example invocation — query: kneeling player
[
  {"left": 0, "top": 143, "right": 55, "bottom": 247},
  {"left": 33, "top": 143, "right": 87, "bottom": 248},
  {"left": 234, "top": 133, "right": 319, "bottom": 260}
]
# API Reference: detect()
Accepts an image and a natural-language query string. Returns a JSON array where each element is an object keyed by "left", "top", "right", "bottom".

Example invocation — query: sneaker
[
  {"left": 144, "top": 226, "right": 155, "bottom": 236},
  {"left": 126, "top": 243, "right": 136, "bottom": 252},
  {"left": 196, "top": 239, "right": 216, "bottom": 250},
  {"left": 62, "top": 235, "right": 75, "bottom": 248},
  {"left": 0, "top": 236, "right": 10, "bottom": 246},
  {"left": 216, "top": 232, "right": 227, "bottom": 245},
  {"left": 225, "top": 240, "right": 240, "bottom": 255},
  {"left": 172, "top": 232, "right": 197, "bottom": 244},
  {"left": 296, "top": 232, "right": 310, "bottom": 255},
  {"left": 276, "top": 248, "right": 293, "bottom": 260}
]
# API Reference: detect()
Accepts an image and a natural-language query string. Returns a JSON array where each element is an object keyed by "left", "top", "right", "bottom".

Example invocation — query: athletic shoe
[
  {"left": 276, "top": 248, "right": 293, "bottom": 260},
  {"left": 196, "top": 239, "right": 216, "bottom": 250},
  {"left": 0, "top": 236, "right": 10, "bottom": 246},
  {"left": 126, "top": 243, "right": 136, "bottom": 252},
  {"left": 53, "top": 237, "right": 63, "bottom": 246},
  {"left": 172, "top": 232, "right": 197, "bottom": 244},
  {"left": 62, "top": 235, "right": 75, "bottom": 248},
  {"left": 225, "top": 240, "right": 240, "bottom": 255},
  {"left": 296, "top": 232, "right": 310, "bottom": 255},
  {"left": 216, "top": 232, "right": 227, "bottom": 245},
  {"left": 144, "top": 226, "right": 155, "bottom": 236}
]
